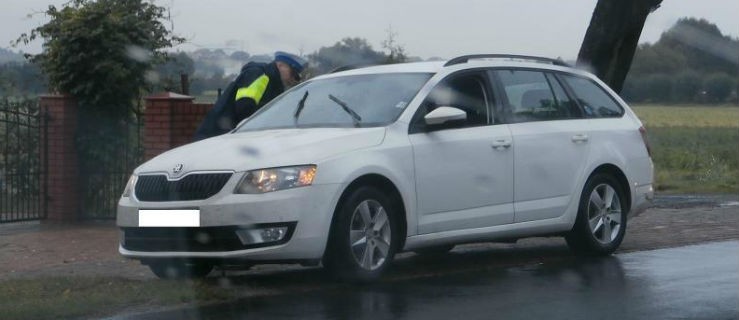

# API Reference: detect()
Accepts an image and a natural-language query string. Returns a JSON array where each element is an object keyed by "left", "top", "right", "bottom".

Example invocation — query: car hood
[{"left": 135, "top": 127, "right": 386, "bottom": 175}]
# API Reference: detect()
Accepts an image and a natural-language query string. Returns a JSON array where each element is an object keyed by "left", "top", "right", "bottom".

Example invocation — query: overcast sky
[{"left": 2, "top": 0, "right": 738, "bottom": 60}]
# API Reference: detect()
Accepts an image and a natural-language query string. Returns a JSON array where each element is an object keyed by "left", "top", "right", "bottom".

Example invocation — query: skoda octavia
[{"left": 118, "top": 54, "right": 654, "bottom": 280}]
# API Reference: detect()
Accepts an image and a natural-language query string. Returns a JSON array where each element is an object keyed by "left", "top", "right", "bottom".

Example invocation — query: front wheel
[
  {"left": 565, "top": 173, "right": 628, "bottom": 255},
  {"left": 323, "top": 186, "right": 400, "bottom": 282}
]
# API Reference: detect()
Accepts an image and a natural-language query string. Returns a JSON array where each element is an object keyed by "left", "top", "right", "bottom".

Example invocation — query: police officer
[{"left": 194, "top": 51, "right": 308, "bottom": 140}]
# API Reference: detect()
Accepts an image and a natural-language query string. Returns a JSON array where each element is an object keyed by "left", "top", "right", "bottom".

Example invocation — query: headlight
[
  {"left": 121, "top": 175, "right": 137, "bottom": 198},
  {"left": 235, "top": 165, "right": 317, "bottom": 194}
]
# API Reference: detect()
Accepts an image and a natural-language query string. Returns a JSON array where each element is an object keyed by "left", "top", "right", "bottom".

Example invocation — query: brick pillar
[
  {"left": 171, "top": 102, "right": 213, "bottom": 147},
  {"left": 39, "top": 94, "right": 79, "bottom": 222},
  {"left": 143, "top": 92, "right": 196, "bottom": 161}
]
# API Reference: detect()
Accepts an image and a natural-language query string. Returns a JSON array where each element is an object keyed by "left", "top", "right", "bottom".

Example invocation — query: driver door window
[{"left": 414, "top": 73, "right": 491, "bottom": 130}]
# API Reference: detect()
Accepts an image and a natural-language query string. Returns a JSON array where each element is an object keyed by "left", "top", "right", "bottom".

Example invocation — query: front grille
[
  {"left": 121, "top": 223, "right": 296, "bottom": 252},
  {"left": 134, "top": 173, "right": 232, "bottom": 202},
  {"left": 122, "top": 226, "right": 246, "bottom": 252}
]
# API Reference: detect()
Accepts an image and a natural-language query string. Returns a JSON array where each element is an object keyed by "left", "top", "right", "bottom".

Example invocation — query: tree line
[
  {"left": 1, "top": 16, "right": 736, "bottom": 104},
  {"left": 149, "top": 36, "right": 413, "bottom": 98},
  {"left": 622, "top": 18, "right": 738, "bottom": 104}
]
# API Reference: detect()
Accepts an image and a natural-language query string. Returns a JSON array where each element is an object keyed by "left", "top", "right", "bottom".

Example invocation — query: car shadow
[
  {"left": 205, "top": 239, "right": 583, "bottom": 289},
  {"left": 138, "top": 241, "right": 630, "bottom": 320}
]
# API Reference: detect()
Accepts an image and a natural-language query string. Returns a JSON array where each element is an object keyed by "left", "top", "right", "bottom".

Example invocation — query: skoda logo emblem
[{"left": 173, "top": 164, "right": 184, "bottom": 174}]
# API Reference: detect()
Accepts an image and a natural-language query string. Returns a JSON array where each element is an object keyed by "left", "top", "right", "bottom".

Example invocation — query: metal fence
[
  {"left": 78, "top": 104, "right": 144, "bottom": 219},
  {"left": 0, "top": 99, "right": 47, "bottom": 223}
]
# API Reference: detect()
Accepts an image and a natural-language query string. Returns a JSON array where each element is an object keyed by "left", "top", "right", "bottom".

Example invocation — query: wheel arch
[
  {"left": 328, "top": 173, "right": 408, "bottom": 250},
  {"left": 589, "top": 163, "right": 632, "bottom": 213}
]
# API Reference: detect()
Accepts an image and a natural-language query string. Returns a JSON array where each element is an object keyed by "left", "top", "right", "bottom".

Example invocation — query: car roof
[
  {"left": 313, "top": 61, "right": 446, "bottom": 78},
  {"left": 312, "top": 57, "right": 589, "bottom": 80}
]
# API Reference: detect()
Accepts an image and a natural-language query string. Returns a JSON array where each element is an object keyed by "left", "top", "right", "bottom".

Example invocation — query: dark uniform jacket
[{"left": 194, "top": 62, "right": 284, "bottom": 140}]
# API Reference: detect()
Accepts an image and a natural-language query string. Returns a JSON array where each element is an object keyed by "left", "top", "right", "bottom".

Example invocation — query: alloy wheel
[
  {"left": 586, "top": 183, "right": 623, "bottom": 244},
  {"left": 349, "top": 199, "right": 392, "bottom": 271}
]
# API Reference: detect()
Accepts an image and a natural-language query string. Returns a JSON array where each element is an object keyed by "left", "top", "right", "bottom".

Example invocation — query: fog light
[
  {"left": 260, "top": 227, "right": 287, "bottom": 242},
  {"left": 235, "top": 226, "right": 289, "bottom": 245}
]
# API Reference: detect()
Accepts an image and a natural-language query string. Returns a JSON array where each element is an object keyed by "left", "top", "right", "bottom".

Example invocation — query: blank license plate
[{"left": 138, "top": 209, "right": 200, "bottom": 227}]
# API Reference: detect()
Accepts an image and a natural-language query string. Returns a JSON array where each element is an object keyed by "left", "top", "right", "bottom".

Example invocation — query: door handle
[
  {"left": 571, "top": 134, "right": 589, "bottom": 143},
  {"left": 491, "top": 139, "right": 512, "bottom": 150}
]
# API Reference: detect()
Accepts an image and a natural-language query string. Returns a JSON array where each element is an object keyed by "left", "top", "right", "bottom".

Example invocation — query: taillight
[{"left": 639, "top": 126, "right": 652, "bottom": 157}]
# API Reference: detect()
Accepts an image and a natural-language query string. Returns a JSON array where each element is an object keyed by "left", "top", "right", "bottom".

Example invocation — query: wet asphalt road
[{"left": 122, "top": 240, "right": 738, "bottom": 320}]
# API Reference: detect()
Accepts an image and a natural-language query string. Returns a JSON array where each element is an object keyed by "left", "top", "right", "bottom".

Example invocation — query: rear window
[{"left": 561, "top": 75, "right": 624, "bottom": 118}]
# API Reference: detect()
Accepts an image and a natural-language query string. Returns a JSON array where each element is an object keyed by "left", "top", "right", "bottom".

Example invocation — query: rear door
[{"left": 491, "top": 69, "right": 591, "bottom": 222}]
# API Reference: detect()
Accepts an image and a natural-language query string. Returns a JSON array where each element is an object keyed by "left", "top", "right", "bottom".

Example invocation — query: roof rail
[{"left": 444, "top": 54, "right": 571, "bottom": 67}]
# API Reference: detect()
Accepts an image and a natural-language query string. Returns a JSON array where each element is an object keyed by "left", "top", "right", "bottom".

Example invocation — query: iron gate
[
  {"left": 0, "top": 99, "right": 47, "bottom": 223},
  {"left": 78, "top": 105, "right": 144, "bottom": 219}
]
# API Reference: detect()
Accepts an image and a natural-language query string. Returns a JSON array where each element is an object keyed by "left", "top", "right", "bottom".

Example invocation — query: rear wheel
[
  {"left": 323, "top": 186, "right": 400, "bottom": 282},
  {"left": 566, "top": 173, "right": 627, "bottom": 255},
  {"left": 148, "top": 259, "right": 213, "bottom": 279}
]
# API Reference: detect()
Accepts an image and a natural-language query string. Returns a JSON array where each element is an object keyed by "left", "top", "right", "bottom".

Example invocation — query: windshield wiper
[
  {"left": 328, "top": 94, "right": 362, "bottom": 126},
  {"left": 293, "top": 91, "right": 309, "bottom": 123}
]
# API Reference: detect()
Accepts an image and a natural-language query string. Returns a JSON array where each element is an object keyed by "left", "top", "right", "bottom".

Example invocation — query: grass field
[
  {"left": 0, "top": 277, "right": 237, "bottom": 320},
  {"left": 631, "top": 105, "right": 739, "bottom": 193}
]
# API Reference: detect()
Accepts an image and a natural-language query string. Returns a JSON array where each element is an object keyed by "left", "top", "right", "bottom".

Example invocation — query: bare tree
[
  {"left": 382, "top": 26, "right": 407, "bottom": 64},
  {"left": 577, "top": 0, "right": 663, "bottom": 93}
]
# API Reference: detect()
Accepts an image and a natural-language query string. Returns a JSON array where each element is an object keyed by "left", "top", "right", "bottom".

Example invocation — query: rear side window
[
  {"left": 494, "top": 70, "right": 580, "bottom": 123},
  {"left": 560, "top": 75, "right": 624, "bottom": 118},
  {"left": 545, "top": 73, "right": 582, "bottom": 118}
]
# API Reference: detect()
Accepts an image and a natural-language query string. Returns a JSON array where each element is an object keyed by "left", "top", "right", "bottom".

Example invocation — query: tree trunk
[{"left": 577, "top": 0, "right": 663, "bottom": 93}]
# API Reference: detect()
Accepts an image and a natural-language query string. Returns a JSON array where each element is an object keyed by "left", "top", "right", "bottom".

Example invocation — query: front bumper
[{"left": 117, "top": 183, "right": 343, "bottom": 261}]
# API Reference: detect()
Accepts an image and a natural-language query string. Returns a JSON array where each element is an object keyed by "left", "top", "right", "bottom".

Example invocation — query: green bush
[
  {"left": 643, "top": 74, "right": 673, "bottom": 103},
  {"left": 703, "top": 73, "right": 735, "bottom": 103},
  {"left": 672, "top": 70, "right": 702, "bottom": 102}
]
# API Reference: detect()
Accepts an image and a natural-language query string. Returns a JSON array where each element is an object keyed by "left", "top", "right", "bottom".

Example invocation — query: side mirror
[{"left": 424, "top": 106, "right": 467, "bottom": 125}]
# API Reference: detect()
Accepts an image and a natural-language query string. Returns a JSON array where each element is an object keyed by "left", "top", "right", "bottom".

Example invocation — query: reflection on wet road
[{"left": 125, "top": 240, "right": 738, "bottom": 320}]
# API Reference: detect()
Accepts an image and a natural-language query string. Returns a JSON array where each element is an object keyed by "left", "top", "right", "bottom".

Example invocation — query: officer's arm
[{"left": 233, "top": 74, "right": 270, "bottom": 123}]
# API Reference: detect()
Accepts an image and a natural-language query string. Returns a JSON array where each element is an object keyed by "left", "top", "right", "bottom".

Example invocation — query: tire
[
  {"left": 413, "top": 245, "right": 455, "bottom": 256},
  {"left": 148, "top": 259, "right": 213, "bottom": 279},
  {"left": 565, "top": 173, "right": 628, "bottom": 256},
  {"left": 323, "top": 186, "right": 400, "bottom": 282}
]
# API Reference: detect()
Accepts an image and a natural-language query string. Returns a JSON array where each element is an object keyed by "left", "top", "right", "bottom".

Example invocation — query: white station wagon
[{"left": 118, "top": 54, "right": 654, "bottom": 280}]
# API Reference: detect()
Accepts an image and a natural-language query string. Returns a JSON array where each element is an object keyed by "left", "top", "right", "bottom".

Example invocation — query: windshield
[{"left": 236, "top": 73, "right": 432, "bottom": 131}]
